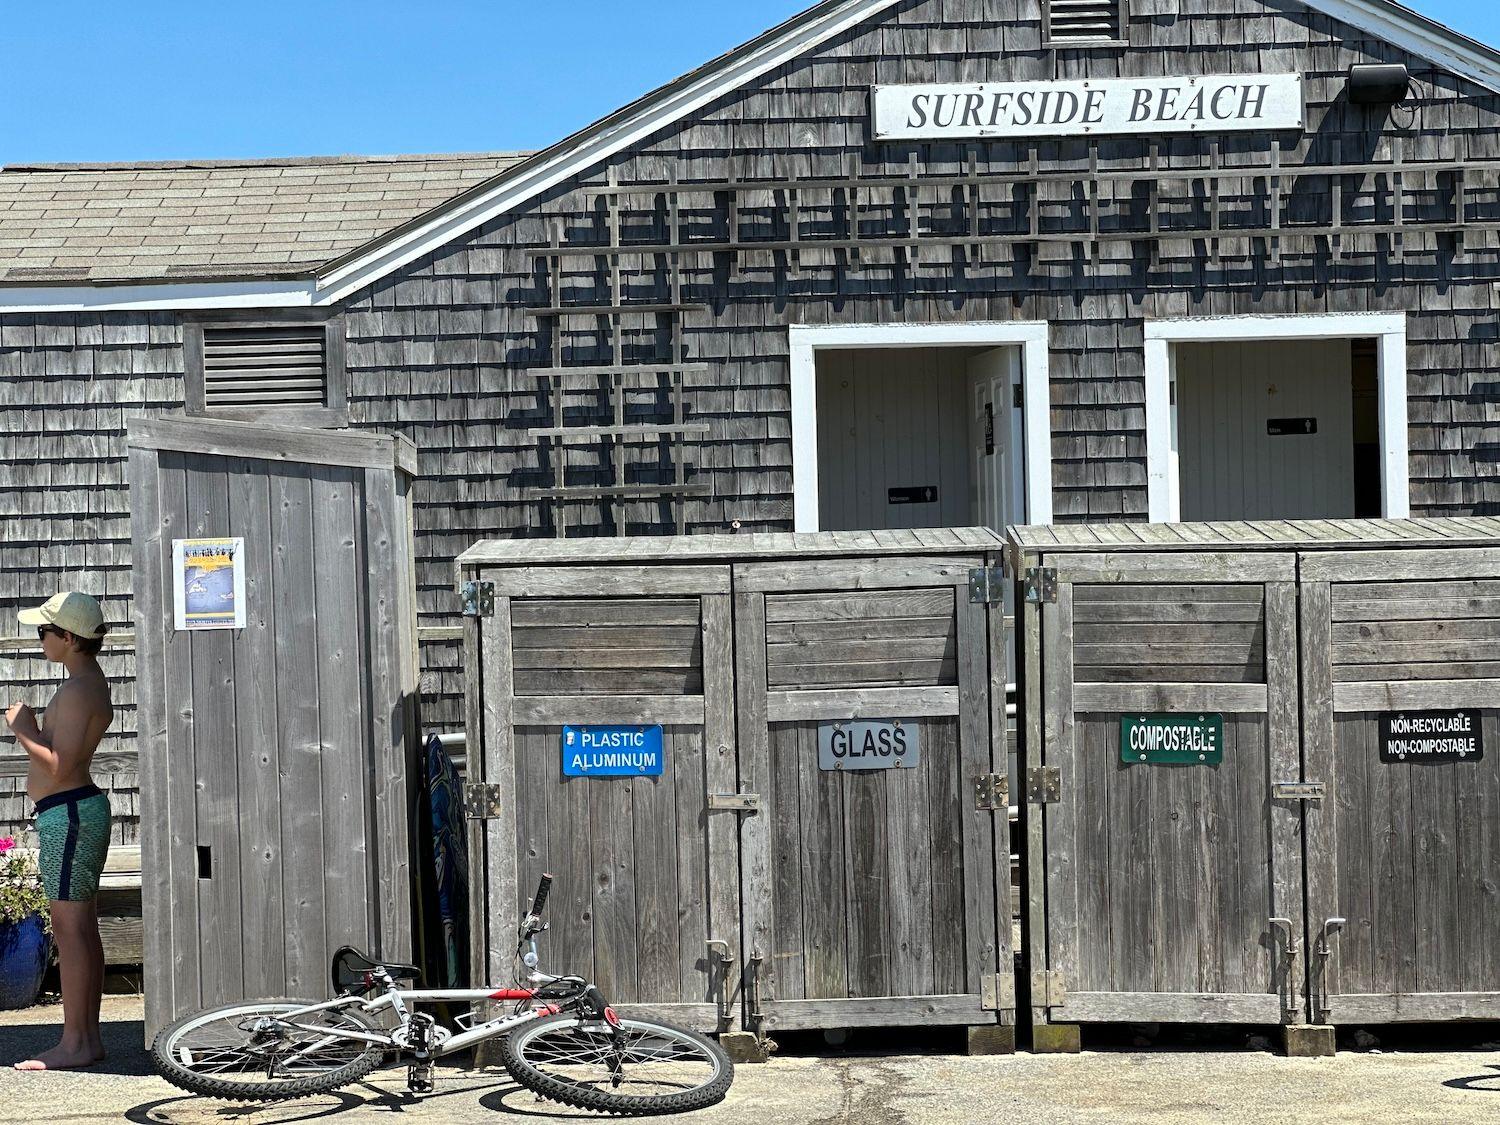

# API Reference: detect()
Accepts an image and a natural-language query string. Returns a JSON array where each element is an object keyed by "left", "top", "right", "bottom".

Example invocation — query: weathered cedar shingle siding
[{"left": 4, "top": 0, "right": 1500, "bottom": 839}]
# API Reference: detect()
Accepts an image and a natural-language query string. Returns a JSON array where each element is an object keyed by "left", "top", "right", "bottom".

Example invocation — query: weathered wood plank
[
  {"left": 737, "top": 557, "right": 981, "bottom": 593},
  {"left": 490, "top": 566, "right": 730, "bottom": 597},
  {"left": 226, "top": 460, "right": 286, "bottom": 1000},
  {"left": 1074, "top": 642, "right": 1265, "bottom": 665},
  {"left": 1052, "top": 992, "right": 1283, "bottom": 1023},
  {"left": 513, "top": 646, "right": 700, "bottom": 671},
  {"left": 1299, "top": 580, "right": 1338, "bottom": 1017},
  {"left": 1332, "top": 639, "right": 1500, "bottom": 664},
  {"left": 511, "top": 598, "right": 701, "bottom": 628},
  {"left": 767, "top": 635, "right": 955, "bottom": 666},
  {"left": 511, "top": 625, "right": 702, "bottom": 650},
  {"left": 765, "top": 657, "right": 956, "bottom": 689},
  {"left": 513, "top": 669, "right": 703, "bottom": 696},
  {"left": 1050, "top": 553, "right": 1296, "bottom": 584},
  {"left": 1334, "top": 680, "right": 1500, "bottom": 711},
  {"left": 1074, "top": 584, "right": 1265, "bottom": 604},
  {"left": 184, "top": 458, "right": 243, "bottom": 1010},
  {"left": 1301, "top": 549, "right": 1500, "bottom": 583},
  {"left": 126, "top": 415, "right": 413, "bottom": 474},
  {"left": 1334, "top": 661, "right": 1500, "bottom": 682},
  {"left": 511, "top": 695, "right": 706, "bottom": 726},
  {"left": 759, "top": 994, "right": 993, "bottom": 1031},
  {"left": 1329, "top": 992, "right": 1500, "bottom": 1023},
  {"left": 766, "top": 616, "right": 953, "bottom": 644},
  {"left": 1264, "top": 581, "right": 1304, "bottom": 1022},
  {"left": 766, "top": 686, "right": 960, "bottom": 722},
  {"left": 1073, "top": 602, "right": 1265, "bottom": 624},
  {"left": 129, "top": 446, "right": 173, "bottom": 1037},
  {"left": 589, "top": 770, "right": 639, "bottom": 1001},
  {"left": 728, "top": 589, "right": 765, "bottom": 1031},
  {"left": 313, "top": 468, "right": 372, "bottom": 960},
  {"left": 798, "top": 717, "right": 847, "bottom": 1002},
  {"left": 1331, "top": 619, "right": 1500, "bottom": 642},
  {"left": 1074, "top": 623, "right": 1264, "bottom": 644},
  {"left": 1074, "top": 664, "right": 1266, "bottom": 684},
  {"left": 1072, "top": 683, "right": 1269, "bottom": 713},
  {"left": 1042, "top": 579, "right": 1077, "bottom": 1004},
  {"left": 765, "top": 590, "right": 956, "bottom": 623},
  {"left": 364, "top": 465, "right": 415, "bottom": 963},
  {"left": 766, "top": 724, "right": 806, "bottom": 1003},
  {"left": 1333, "top": 597, "right": 1500, "bottom": 622},
  {"left": 481, "top": 596, "right": 518, "bottom": 988},
  {"left": 632, "top": 765, "right": 679, "bottom": 1003},
  {"left": 463, "top": 613, "right": 488, "bottom": 993}
]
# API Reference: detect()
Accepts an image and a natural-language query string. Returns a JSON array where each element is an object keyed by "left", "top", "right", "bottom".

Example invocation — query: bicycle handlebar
[{"left": 531, "top": 873, "right": 553, "bottom": 917}]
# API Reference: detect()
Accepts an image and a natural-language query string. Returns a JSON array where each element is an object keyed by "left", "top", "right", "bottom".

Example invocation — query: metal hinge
[
  {"left": 975, "top": 773, "right": 1009, "bottom": 812},
  {"left": 981, "top": 971, "right": 1016, "bottom": 1012},
  {"left": 1027, "top": 766, "right": 1061, "bottom": 803},
  {"left": 708, "top": 792, "right": 761, "bottom": 812},
  {"left": 464, "top": 782, "right": 504, "bottom": 819},
  {"left": 1273, "top": 781, "right": 1327, "bottom": 802},
  {"left": 461, "top": 580, "right": 494, "bottom": 618},
  {"left": 706, "top": 940, "right": 733, "bottom": 1029},
  {"left": 1024, "top": 566, "right": 1058, "bottom": 604},
  {"left": 1032, "top": 970, "right": 1067, "bottom": 1008},
  {"left": 968, "top": 566, "right": 1006, "bottom": 604}
]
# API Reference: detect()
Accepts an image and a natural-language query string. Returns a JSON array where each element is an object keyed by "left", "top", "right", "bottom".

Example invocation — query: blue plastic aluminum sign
[{"left": 562, "top": 725, "right": 665, "bottom": 777}]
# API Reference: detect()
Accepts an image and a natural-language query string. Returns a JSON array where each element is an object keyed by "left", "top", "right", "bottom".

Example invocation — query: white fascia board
[
  {"left": 0, "top": 278, "right": 319, "bottom": 313},
  {"left": 1145, "top": 312, "right": 1407, "bottom": 343},
  {"left": 312, "top": 0, "right": 904, "bottom": 306},
  {"left": 1308, "top": 0, "right": 1500, "bottom": 95}
]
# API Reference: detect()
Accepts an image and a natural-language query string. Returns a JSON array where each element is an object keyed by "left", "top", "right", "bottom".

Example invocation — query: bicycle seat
[{"left": 331, "top": 945, "right": 423, "bottom": 990}]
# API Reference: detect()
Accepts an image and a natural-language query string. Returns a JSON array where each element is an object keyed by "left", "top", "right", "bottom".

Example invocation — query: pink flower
[{"left": 0, "top": 838, "right": 13, "bottom": 854}]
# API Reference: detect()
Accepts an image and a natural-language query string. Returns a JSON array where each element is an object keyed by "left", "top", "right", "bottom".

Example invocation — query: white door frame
[
  {"left": 1144, "top": 313, "right": 1410, "bottom": 522},
  {"left": 789, "top": 321, "right": 1053, "bottom": 532}
]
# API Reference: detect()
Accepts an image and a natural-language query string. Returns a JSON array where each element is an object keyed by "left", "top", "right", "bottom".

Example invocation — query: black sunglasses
[{"left": 36, "top": 624, "right": 65, "bottom": 641}]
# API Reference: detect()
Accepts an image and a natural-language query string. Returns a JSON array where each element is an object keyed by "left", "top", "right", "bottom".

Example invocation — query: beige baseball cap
[{"left": 18, "top": 591, "right": 105, "bottom": 639}]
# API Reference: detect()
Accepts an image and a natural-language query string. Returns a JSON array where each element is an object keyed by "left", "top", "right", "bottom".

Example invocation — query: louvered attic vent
[
  {"left": 202, "top": 325, "right": 327, "bottom": 410},
  {"left": 1047, "top": 0, "right": 1125, "bottom": 44}
]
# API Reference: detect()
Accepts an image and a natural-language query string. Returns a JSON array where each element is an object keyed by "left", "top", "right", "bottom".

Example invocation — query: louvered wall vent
[
  {"left": 202, "top": 325, "right": 327, "bottom": 410},
  {"left": 1047, "top": 0, "right": 1125, "bottom": 44}
]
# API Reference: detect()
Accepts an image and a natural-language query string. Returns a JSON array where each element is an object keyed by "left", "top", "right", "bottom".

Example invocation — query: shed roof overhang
[{"left": 2, "top": 0, "right": 1498, "bottom": 314}]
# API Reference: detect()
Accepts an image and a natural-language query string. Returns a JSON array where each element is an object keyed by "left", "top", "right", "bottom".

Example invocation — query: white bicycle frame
[{"left": 272, "top": 966, "right": 585, "bottom": 1060}]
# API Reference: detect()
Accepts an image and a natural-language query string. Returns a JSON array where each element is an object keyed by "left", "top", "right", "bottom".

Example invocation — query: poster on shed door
[{"left": 172, "top": 537, "right": 246, "bottom": 630}]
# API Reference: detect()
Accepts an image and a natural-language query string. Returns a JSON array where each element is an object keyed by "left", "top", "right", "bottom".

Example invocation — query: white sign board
[
  {"left": 872, "top": 74, "right": 1304, "bottom": 141},
  {"left": 172, "top": 537, "right": 247, "bottom": 631}
]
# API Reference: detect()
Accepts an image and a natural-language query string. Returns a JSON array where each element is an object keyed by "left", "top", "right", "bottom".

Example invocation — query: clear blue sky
[{"left": 1, "top": 1, "right": 1494, "bottom": 164}]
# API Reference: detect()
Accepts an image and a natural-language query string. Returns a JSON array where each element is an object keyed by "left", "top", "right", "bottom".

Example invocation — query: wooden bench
[{"left": 13, "top": 845, "right": 143, "bottom": 966}]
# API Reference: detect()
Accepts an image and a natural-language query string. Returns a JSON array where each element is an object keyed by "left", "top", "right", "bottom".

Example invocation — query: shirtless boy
[{"left": 5, "top": 591, "right": 114, "bottom": 1071}]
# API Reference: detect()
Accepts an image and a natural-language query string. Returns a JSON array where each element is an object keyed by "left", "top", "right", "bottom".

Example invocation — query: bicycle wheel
[
  {"left": 150, "top": 998, "right": 384, "bottom": 1102},
  {"left": 501, "top": 1012, "right": 733, "bottom": 1115}
]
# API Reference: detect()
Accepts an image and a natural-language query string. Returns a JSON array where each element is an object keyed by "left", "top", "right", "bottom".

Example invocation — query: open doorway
[
  {"left": 811, "top": 345, "right": 1025, "bottom": 534},
  {"left": 1174, "top": 337, "right": 1383, "bottom": 522}
]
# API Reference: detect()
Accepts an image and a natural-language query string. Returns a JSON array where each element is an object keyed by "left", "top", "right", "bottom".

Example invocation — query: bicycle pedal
[{"left": 407, "top": 1064, "right": 434, "bottom": 1094}]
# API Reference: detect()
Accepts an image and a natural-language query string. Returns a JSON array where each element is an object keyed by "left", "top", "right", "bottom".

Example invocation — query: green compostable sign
[{"left": 1120, "top": 713, "right": 1224, "bottom": 765}]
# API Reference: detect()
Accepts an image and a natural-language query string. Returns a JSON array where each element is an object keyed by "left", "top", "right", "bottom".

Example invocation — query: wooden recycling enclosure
[
  {"left": 1010, "top": 516, "right": 1500, "bottom": 1044},
  {"left": 457, "top": 529, "right": 1015, "bottom": 1042},
  {"left": 129, "top": 416, "right": 422, "bottom": 1040}
]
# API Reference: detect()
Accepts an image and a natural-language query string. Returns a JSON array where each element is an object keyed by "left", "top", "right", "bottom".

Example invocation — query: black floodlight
[{"left": 1348, "top": 63, "right": 1410, "bottom": 105}]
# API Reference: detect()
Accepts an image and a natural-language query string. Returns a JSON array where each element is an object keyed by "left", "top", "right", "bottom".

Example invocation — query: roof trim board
[{"left": 1, "top": 0, "right": 1498, "bottom": 312}]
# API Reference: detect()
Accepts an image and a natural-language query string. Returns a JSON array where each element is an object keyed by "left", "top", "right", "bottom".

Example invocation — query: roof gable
[{"left": 0, "top": 0, "right": 1497, "bottom": 311}]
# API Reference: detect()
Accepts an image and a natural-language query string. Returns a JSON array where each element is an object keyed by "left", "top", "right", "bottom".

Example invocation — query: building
[{"left": 4, "top": 0, "right": 1500, "bottom": 843}]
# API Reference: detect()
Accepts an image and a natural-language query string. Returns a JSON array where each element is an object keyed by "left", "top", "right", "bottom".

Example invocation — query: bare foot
[{"left": 13, "top": 1043, "right": 102, "bottom": 1071}]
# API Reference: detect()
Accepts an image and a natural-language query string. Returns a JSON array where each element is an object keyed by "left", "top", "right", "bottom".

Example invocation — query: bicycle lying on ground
[{"left": 149, "top": 874, "right": 734, "bottom": 1115}]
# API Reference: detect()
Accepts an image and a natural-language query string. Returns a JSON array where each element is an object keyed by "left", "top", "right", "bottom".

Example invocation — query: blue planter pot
[{"left": 0, "top": 915, "right": 50, "bottom": 1010}]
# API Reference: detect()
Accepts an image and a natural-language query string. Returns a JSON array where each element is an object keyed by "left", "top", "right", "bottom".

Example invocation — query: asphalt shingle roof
[{"left": 0, "top": 151, "right": 530, "bottom": 284}]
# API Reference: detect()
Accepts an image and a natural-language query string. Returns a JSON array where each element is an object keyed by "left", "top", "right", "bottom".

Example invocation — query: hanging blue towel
[{"left": 425, "top": 733, "right": 470, "bottom": 987}]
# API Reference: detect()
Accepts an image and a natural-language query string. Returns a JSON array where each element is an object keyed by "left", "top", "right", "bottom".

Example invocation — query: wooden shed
[
  {"left": 457, "top": 529, "right": 1015, "bottom": 1052},
  {"left": 128, "top": 416, "right": 422, "bottom": 1040},
  {"left": 1010, "top": 516, "right": 1500, "bottom": 1055}
]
